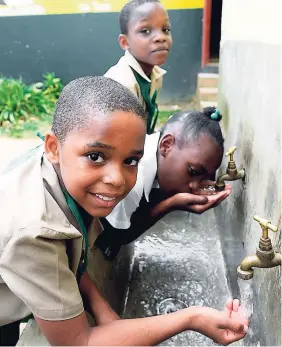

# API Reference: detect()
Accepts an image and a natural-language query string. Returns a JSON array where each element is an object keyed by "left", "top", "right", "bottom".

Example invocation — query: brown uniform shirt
[{"left": 0, "top": 146, "right": 104, "bottom": 326}]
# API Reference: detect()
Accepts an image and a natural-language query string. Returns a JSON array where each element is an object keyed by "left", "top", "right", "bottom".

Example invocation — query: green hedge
[{"left": 0, "top": 73, "right": 63, "bottom": 137}]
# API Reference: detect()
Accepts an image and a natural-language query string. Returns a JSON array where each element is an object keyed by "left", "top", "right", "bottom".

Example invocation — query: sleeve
[
  {"left": 0, "top": 229, "right": 84, "bottom": 321},
  {"left": 97, "top": 197, "right": 153, "bottom": 261},
  {"left": 106, "top": 197, "right": 137, "bottom": 229},
  {"left": 96, "top": 191, "right": 163, "bottom": 261}
]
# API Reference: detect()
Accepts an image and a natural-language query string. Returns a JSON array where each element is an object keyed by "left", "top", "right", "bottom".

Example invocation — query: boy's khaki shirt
[
  {"left": 0, "top": 146, "right": 102, "bottom": 326},
  {"left": 104, "top": 50, "right": 166, "bottom": 109}
]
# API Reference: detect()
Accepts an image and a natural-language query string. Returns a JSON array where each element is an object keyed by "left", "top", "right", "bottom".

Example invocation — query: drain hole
[{"left": 157, "top": 298, "right": 188, "bottom": 315}]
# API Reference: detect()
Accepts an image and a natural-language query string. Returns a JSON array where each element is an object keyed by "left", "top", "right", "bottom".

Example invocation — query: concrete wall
[
  {"left": 216, "top": 1, "right": 281, "bottom": 345},
  {"left": 0, "top": 9, "right": 202, "bottom": 103}
]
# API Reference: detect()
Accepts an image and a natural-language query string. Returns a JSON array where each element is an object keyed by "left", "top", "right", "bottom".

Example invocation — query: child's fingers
[
  {"left": 219, "top": 318, "right": 248, "bottom": 334},
  {"left": 233, "top": 299, "right": 240, "bottom": 312},
  {"left": 212, "top": 195, "right": 229, "bottom": 207},
  {"left": 224, "top": 298, "right": 233, "bottom": 316},
  {"left": 237, "top": 305, "right": 247, "bottom": 317},
  {"left": 223, "top": 331, "right": 247, "bottom": 345},
  {"left": 206, "top": 191, "right": 229, "bottom": 206},
  {"left": 237, "top": 306, "right": 249, "bottom": 325},
  {"left": 191, "top": 190, "right": 230, "bottom": 212},
  {"left": 188, "top": 194, "right": 208, "bottom": 205},
  {"left": 206, "top": 191, "right": 227, "bottom": 203}
]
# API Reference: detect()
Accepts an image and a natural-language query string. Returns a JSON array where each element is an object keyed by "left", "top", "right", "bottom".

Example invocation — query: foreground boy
[{"left": 0, "top": 78, "right": 248, "bottom": 346}]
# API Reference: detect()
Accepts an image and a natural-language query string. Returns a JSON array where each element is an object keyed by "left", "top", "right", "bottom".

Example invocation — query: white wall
[{"left": 217, "top": 1, "right": 281, "bottom": 345}]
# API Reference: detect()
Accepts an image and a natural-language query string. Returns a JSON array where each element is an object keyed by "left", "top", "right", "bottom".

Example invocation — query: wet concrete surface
[
  {"left": 122, "top": 210, "right": 245, "bottom": 346},
  {"left": 215, "top": 203, "right": 269, "bottom": 347}
]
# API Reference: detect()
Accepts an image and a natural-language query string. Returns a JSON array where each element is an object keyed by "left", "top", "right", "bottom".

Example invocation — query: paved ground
[{"left": 0, "top": 137, "right": 41, "bottom": 172}]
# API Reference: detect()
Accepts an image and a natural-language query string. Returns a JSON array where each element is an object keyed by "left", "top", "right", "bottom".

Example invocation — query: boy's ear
[
  {"left": 44, "top": 132, "right": 60, "bottom": 164},
  {"left": 118, "top": 34, "right": 130, "bottom": 51},
  {"left": 159, "top": 134, "right": 175, "bottom": 157}
]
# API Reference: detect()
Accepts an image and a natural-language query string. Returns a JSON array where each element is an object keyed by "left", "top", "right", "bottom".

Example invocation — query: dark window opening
[{"left": 209, "top": 0, "right": 223, "bottom": 61}]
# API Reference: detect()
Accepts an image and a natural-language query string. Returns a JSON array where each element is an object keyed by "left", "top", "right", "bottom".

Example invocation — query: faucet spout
[
  {"left": 215, "top": 146, "right": 245, "bottom": 191},
  {"left": 237, "top": 215, "right": 281, "bottom": 280},
  {"left": 215, "top": 169, "right": 245, "bottom": 190},
  {"left": 237, "top": 252, "right": 281, "bottom": 280}
]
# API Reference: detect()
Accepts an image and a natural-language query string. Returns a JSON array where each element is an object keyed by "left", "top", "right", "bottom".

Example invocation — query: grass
[
  {"left": 156, "top": 110, "right": 174, "bottom": 127},
  {"left": 0, "top": 73, "right": 63, "bottom": 138}
]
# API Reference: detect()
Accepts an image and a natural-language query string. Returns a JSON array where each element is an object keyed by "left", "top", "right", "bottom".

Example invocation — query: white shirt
[{"left": 106, "top": 132, "right": 160, "bottom": 229}]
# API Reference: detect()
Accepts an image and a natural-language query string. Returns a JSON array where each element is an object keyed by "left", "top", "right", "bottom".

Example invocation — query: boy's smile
[
  {"left": 119, "top": 2, "right": 172, "bottom": 75},
  {"left": 45, "top": 111, "right": 146, "bottom": 217}
]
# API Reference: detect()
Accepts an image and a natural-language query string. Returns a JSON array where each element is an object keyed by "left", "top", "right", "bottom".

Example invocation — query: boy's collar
[
  {"left": 124, "top": 50, "right": 166, "bottom": 83},
  {"left": 41, "top": 152, "right": 81, "bottom": 231}
]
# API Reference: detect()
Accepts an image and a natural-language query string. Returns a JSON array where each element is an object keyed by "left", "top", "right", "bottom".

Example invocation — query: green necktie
[
  {"left": 61, "top": 187, "right": 89, "bottom": 283},
  {"left": 132, "top": 69, "right": 159, "bottom": 134}
]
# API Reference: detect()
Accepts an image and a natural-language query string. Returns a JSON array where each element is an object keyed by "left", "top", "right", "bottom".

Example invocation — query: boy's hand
[
  {"left": 223, "top": 299, "right": 249, "bottom": 339},
  {"left": 191, "top": 299, "right": 249, "bottom": 345},
  {"left": 170, "top": 184, "right": 232, "bottom": 214}
]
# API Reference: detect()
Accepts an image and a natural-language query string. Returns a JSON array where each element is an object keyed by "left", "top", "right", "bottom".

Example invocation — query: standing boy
[{"left": 105, "top": 0, "right": 172, "bottom": 133}]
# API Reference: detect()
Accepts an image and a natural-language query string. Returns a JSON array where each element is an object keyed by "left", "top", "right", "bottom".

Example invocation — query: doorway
[{"left": 201, "top": 0, "right": 223, "bottom": 67}]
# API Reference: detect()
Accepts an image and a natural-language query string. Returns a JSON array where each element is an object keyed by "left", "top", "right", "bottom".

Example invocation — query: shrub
[{"left": 0, "top": 73, "right": 63, "bottom": 137}]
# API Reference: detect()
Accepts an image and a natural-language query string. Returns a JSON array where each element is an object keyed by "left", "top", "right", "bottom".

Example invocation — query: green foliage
[
  {"left": 42, "top": 72, "right": 64, "bottom": 102},
  {"left": 0, "top": 73, "right": 63, "bottom": 137},
  {"left": 156, "top": 108, "right": 182, "bottom": 128},
  {"left": 157, "top": 110, "right": 173, "bottom": 125}
]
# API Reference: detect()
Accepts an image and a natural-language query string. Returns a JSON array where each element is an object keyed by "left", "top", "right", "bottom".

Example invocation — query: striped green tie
[{"left": 132, "top": 69, "right": 159, "bottom": 134}]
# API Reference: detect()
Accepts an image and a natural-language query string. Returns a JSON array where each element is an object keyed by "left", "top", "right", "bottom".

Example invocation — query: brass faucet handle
[
  {"left": 254, "top": 215, "right": 278, "bottom": 237},
  {"left": 225, "top": 146, "right": 237, "bottom": 161}
]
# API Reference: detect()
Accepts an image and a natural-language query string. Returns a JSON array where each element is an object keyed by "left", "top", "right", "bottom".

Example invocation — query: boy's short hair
[
  {"left": 52, "top": 76, "right": 146, "bottom": 143},
  {"left": 119, "top": 0, "right": 160, "bottom": 35},
  {"left": 161, "top": 107, "right": 224, "bottom": 150}
]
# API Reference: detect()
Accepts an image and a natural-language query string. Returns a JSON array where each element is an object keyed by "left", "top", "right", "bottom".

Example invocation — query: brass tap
[
  {"left": 237, "top": 215, "right": 281, "bottom": 280},
  {"left": 215, "top": 146, "right": 245, "bottom": 191}
]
